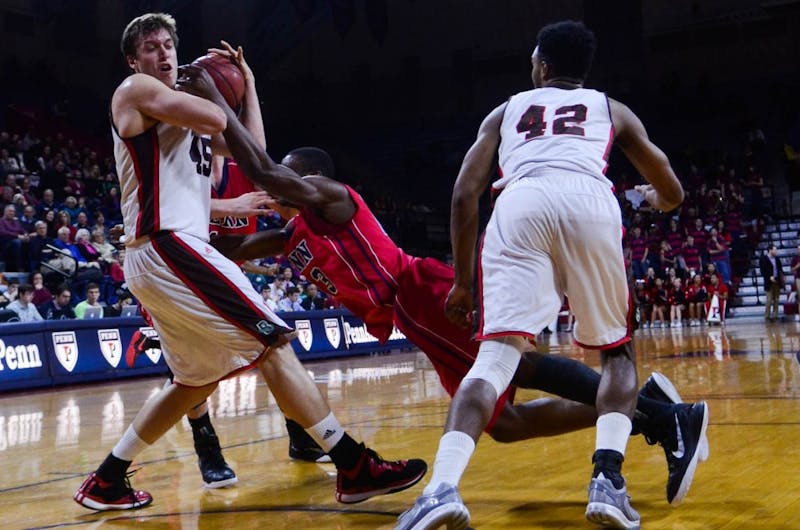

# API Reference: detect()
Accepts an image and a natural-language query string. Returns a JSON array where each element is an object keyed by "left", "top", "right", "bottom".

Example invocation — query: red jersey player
[{"left": 201, "top": 138, "right": 709, "bottom": 505}]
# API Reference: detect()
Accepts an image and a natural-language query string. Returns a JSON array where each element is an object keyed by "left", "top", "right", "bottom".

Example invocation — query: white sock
[
  {"left": 112, "top": 425, "right": 150, "bottom": 462},
  {"left": 595, "top": 412, "right": 632, "bottom": 455},
  {"left": 306, "top": 412, "right": 345, "bottom": 453},
  {"left": 422, "top": 431, "right": 476, "bottom": 495}
]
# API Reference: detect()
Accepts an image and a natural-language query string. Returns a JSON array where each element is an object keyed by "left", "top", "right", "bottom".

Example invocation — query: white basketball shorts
[
  {"left": 124, "top": 231, "right": 293, "bottom": 386},
  {"left": 477, "top": 171, "right": 631, "bottom": 349}
]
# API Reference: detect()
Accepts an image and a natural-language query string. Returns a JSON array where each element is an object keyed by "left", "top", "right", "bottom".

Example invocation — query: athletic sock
[
  {"left": 188, "top": 412, "right": 216, "bottom": 444},
  {"left": 96, "top": 453, "right": 132, "bottom": 482},
  {"left": 527, "top": 355, "right": 600, "bottom": 405},
  {"left": 111, "top": 424, "right": 150, "bottom": 463},
  {"left": 593, "top": 412, "right": 631, "bottom": 489},
  {"left": 327, "top": 433, "right": 364, "bottom": 471},
  {"left": 306, "top": 412, "right": 345, "bottom": 453},
  {"left": 422, "top": 431, "right": 476, "bottom": 495}
]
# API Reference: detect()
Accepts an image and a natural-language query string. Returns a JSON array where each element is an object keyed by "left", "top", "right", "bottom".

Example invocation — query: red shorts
[{"left": 394, "top": 257, "right": 515, "bottom": 433}]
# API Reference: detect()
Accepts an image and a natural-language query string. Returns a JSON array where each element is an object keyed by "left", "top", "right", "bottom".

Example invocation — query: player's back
[
  {"left": 495, "top": 87, "right": 613, "bottom": 191},
  {"left": 285, "top": 185, "right": 410, "bottom": 342},
  {"left": 113, "top": 121, "right": 212, "bottom": 244}
]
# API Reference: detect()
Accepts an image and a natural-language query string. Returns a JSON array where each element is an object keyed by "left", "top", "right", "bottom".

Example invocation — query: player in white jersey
[
  {"left": 398, "top": 21, "right": 702, "bottom": 530},
  {"left": 74, "top": 13, "right": 426, "bottom": 512}
]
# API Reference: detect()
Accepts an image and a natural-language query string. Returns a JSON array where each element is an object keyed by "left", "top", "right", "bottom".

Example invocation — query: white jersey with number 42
[{"left": 495, "top": 87, "right": 614, "bottom": 191}]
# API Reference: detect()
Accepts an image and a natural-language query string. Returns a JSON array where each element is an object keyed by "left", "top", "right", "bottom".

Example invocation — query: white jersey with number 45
[
  {"left": 113, "top": 122, "right": 213, "bottom": 245},
  {"left": 495, "top": 87, "right": 614, "bottom": 191}
]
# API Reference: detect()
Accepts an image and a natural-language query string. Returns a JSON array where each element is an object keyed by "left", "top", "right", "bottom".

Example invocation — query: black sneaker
[
  {"left": 659, "top": 402, "right": 708, "bottom": 505},
  {"left": 195, "top": 428, "right": 238, "bottom": 489},
  {"left": 289, "top": 442, "right": 332, "bottom": 463},
  {"left": 640, "top": 372, "right": 709, "bottom": 461},
  {"left": 74, "top": 471, "right": 152, "bottom": 511},
  {"left": 335, "top": 446, "right": 427, "bottom": 503}
]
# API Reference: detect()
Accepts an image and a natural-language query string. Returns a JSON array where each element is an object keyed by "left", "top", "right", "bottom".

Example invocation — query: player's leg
[
  {"left": 74, "top": 380, "right": 218, "bottom": 510},
  {"left": 185, "top": 398, "right": 238, "bottom": 488},
  {"left": 257, "top": 343, "right": 426, "bottom": 503}
]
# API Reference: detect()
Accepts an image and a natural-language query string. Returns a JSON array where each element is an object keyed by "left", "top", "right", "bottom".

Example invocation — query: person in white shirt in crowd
[
  {"left": 7, "top": 283, "right": 44, "bottom": 322},
  {"left": 278, "top": 286, "right": 304, "bottom": 312}
]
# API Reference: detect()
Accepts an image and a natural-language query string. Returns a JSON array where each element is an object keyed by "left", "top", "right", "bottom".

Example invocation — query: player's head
[
  {"left": 531, "top": 20, "right": 596, "bottom": 88},
  {"left": 121, "top": 13, "right": 179, "bottom": 87},
  {"left": 281, "top": 147, "right": 335, "bottom": 178}
]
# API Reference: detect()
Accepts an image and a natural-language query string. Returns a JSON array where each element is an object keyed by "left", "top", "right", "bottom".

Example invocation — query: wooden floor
[{"left": 2, "top": 320, "right": 800, "bottom": 529}]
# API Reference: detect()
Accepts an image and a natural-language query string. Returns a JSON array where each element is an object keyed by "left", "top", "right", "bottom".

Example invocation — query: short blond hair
[{"left": 121, "top": 13, "right": 178, "bottom": 58}]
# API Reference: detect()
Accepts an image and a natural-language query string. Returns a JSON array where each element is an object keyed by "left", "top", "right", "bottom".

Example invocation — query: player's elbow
[
  {"left": 196, "top": 107, "right": 227, "bottom": 135},
  {"left": 661, "top": 186, "right": 684, "bottom": 212}
]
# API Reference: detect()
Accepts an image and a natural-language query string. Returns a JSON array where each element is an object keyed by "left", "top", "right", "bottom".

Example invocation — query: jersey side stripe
[
  {"left": 350, "top": 221, "right": 399, "bottom": 286},
  {"left": 124, "top": 128, "right": 159, "bottom": 237},
  {"left": 345, "top": 226, "right": 396, "bottom": 293},
  {"left": 329, "top": 233, "right": 388, "bottom": 306}
]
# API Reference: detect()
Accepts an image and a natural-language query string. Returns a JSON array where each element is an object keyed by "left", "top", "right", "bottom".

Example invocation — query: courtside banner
[
  {"left": 0, "top": 322, "right": 51, "bottom": 391},
  {"left": 339, "top": 313, "right": 409, "bottom": 355},
  {"left": 46, "top": 318, "right": 168, "bottom": 385}
]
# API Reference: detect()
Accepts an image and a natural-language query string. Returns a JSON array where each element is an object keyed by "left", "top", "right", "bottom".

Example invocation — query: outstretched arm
[
  {"left": 211, "top": 229, "right": 289, "bottom": 262},
  {"left": 176, "top": 64, "right": 351, "bottom": 222},
  {"left": 610, "top": 98, "right": 684, "bottom": 211},
  {"left": 445, "top": 102, "right": 506, "bottom": 327}
]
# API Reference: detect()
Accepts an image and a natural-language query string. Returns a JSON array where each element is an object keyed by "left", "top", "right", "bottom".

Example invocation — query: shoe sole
[
  {"left": 649, "top": 372, "right": 709, "bottom": 462},
  {"left": 204, "top": 476, "right": 239, "bottom": 489},
  {"left": 586, "top": 502, "right": 640, "bottom": 529},
  {"left": 336, "top": 467, "right": 427, "bottom": 504},
  {"left": 290, "top": 454, "right": 333, "bottom": 463},
  {"left": 404, "top": 503, "right": 471, "bottom": 530},
  {"left": 670, "top": 401, "right": 709, "bottom": 506},
  {"left": 74, "top": 493, "right": 153, "bottom": 511}
]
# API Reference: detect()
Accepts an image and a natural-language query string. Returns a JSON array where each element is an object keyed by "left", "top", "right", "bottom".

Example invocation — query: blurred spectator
[
  {"left": 260, "top": 284, "right": 279, "bottom": 312},
  {"left": 43, "top": 209, "right": 58, "bottom": 238},
  {"left": 19, "top": 205, "right": 37, "bottom": 233},
  {"left": 29, "top": 271, "right": 52, "bottom": 307},
  {"left": 707, "top": 228, "right": 732, "bottom": 283},
  {"left": 7, "top": 284, "right": 43, "bottom": 322},
  {"left": 0, "top": 204, "right": 29, "bottom": 271},
  {"left": 74, "top": 282, "right": 103, "bottom": 319},
  {"left": 56, "top": 210, "right": 76, "bottom": 241},
  {"left": 28, "top": 220, "right": 52, "bottom": 271},
  {"left": 73, "top": 211, "right": 91, "bottom": 232},
  {"left": 706, "top": 273, "right": 729, "bottom": 323},
  {"left": 91, "top": 211, "right": 109, "bottom": 238},
  {"left": 36, "top": 189, "right": 59, "bottom": 219},
  {"left": 628, "top": 226, "right": 647, "bottom": 279},
  {"left": 760, "top": 243, "right": 784, "bottom": 322},
  {"left": 685, "top": 274, "right": 707, "bottom": 326},
  {"left": 301, "top": 283, "right": 327, "bottom": 311},
  {"left": 38, "top": 284, "right": 75, "bottom": 320},
  {"left": 791, "top": 244, "right": 800, "bottom": 296},
  {"left": 74, "top": 228, "right": 105, "bottom": 273},
  {"left": 62, "top": 196, "right": 85, "bottom": 223},
  {"left": 104, "top": 289, "right": 134, "bottom": 317},
  {"left": 669, "top": 277, "right": 685, "bottom": 327},
  {"left": 278, "top": 286, "right": 304, "bottom": 312},
  {"left": 678, "top": 234, "right": 701, "bottom": 276},
  {"left": 0, "top": 279, "right": 19, "bottom": 307},
  {"left": 650, "top": 277, "right": 668, "bottom": 328}
]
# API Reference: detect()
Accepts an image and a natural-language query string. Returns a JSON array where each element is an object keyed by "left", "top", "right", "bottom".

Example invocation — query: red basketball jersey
[
  {"left": 284, "top": 186, "right": 411, "bottom": 342},
  {"left": 209, "top": 160, "right": 257, "bottom": 236}
]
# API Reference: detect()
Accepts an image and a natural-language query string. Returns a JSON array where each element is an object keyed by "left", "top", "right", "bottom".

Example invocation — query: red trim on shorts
[
  {"left": 602, "top": 95, "right": 615, "bottom": 175},
  {"left": 475, "top": 330, "right": 538, "bottom": 342},
  {"left": 485, "top": 386, "right": 516, "bottom": 434},
  {"left": 475, "top": 233, "right": 487, "bottom": 337},
  {"left": 172, "top": 346, "right": 271, "bottom": 388},
  {"left": 575, "top": 335, "right": 631, "bottom": 351}
]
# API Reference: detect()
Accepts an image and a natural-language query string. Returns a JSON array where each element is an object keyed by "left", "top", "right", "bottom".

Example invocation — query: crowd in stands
[{"left": 0, "top": 125, "right": 775, "bottom": 326}]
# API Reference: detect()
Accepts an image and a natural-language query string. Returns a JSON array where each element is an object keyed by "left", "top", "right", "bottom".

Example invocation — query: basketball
[{"left": 191, "top": 54, "right": 245, "bottom": 110}]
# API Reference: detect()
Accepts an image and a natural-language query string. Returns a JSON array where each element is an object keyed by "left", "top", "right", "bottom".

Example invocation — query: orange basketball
[{"left": 191, "top": 54, "right": 245, "bottom": 110}]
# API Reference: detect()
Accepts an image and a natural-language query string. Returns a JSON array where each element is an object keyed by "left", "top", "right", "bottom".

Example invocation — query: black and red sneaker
[
  {"left": 335, "top": 447, "right": 427, "bottom": 504},
  {"left": 124, "top": 331, "right": 148, "bottom": 368},
  {"left": 73, "top": 471, "right": 153, "bottom": 511}
]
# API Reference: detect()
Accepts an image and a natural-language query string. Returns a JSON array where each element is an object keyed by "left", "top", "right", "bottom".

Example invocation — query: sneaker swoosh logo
[{"left": 672, "top": 414, "right": 685, "bottom": 459}]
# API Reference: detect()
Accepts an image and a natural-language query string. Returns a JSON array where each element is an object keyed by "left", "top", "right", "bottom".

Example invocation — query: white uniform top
[
  {"left": 495, "top": 87, "right": 614, "bottom": 191},
  {"left": 112, "top": 121, "right": 212, "bottom": 244}
]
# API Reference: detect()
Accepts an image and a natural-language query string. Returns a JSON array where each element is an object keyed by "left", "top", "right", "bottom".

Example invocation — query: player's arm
[
  {"left": 210, "top": 228, "right": 290, "bottom": 262},
  {"left": 609, "top": 98, "right": 683, "bottom": 212},
  {"left": 210, "top": 191, "right": 270, "bottom": 218},
  {"left": 208, "top": 41, "right": 265, "bottom": 156},
  {"left": 451, "top": 103, "right": 506, "bottom": 288},
  {"left": 177, "top": 65, "right": 351, "bottom": 219},
  {"left": 445, "top": 102, "right": 505, "bottom": 326},
  {"left": 113, "top": 73, "right": 225, "bottom": 137}
]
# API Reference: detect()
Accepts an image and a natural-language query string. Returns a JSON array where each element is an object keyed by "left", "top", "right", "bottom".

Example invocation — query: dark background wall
[{"left": 1, "top": 0, "right": 798, "bottom": 213}]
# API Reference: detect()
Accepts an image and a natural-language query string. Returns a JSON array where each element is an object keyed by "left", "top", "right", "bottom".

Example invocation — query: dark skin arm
[
  {"left": 176, "top": 64, "right": 355, "bottom": 225},
  {"left": 610, "top": 98, "right": 684, "bottom": 211},
  {"left": 211, "top": 229, "right": 290, "bottom": 262},
  {"left": 445, "top": 102, "right": 506, "bottom": 327}
]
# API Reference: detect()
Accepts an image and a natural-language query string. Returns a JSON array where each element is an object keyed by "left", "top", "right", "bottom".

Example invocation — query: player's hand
[
  {"left": 634, "top": 184, "right": 680, "bottom": 212},
  {"left": 226, "top": 191, "right": 270, "bottom": 217},
  {"left": 176, "top": 64, "right": 226, "bottom": 107},
  {"left": 445, "top": 284, "right": 474, "bottom": 328},
  {"left": 265, "top": 196, "right": 299, "bottom": 222},
  {"left": 208, "top": 40, "right": 254, "bottom": 84}
]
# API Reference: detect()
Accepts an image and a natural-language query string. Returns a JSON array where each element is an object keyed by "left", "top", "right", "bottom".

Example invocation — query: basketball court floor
[{"left": 2, "top": 321, "right": 799, "bottom": 529}]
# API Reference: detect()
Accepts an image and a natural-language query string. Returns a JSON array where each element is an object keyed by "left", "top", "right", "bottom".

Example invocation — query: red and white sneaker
[
  {"left": 74, "top": 471, "right": 153, "bottom": 511},
  {"left": 335, "top": 446, "right": 427, "bottom": 504}
]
